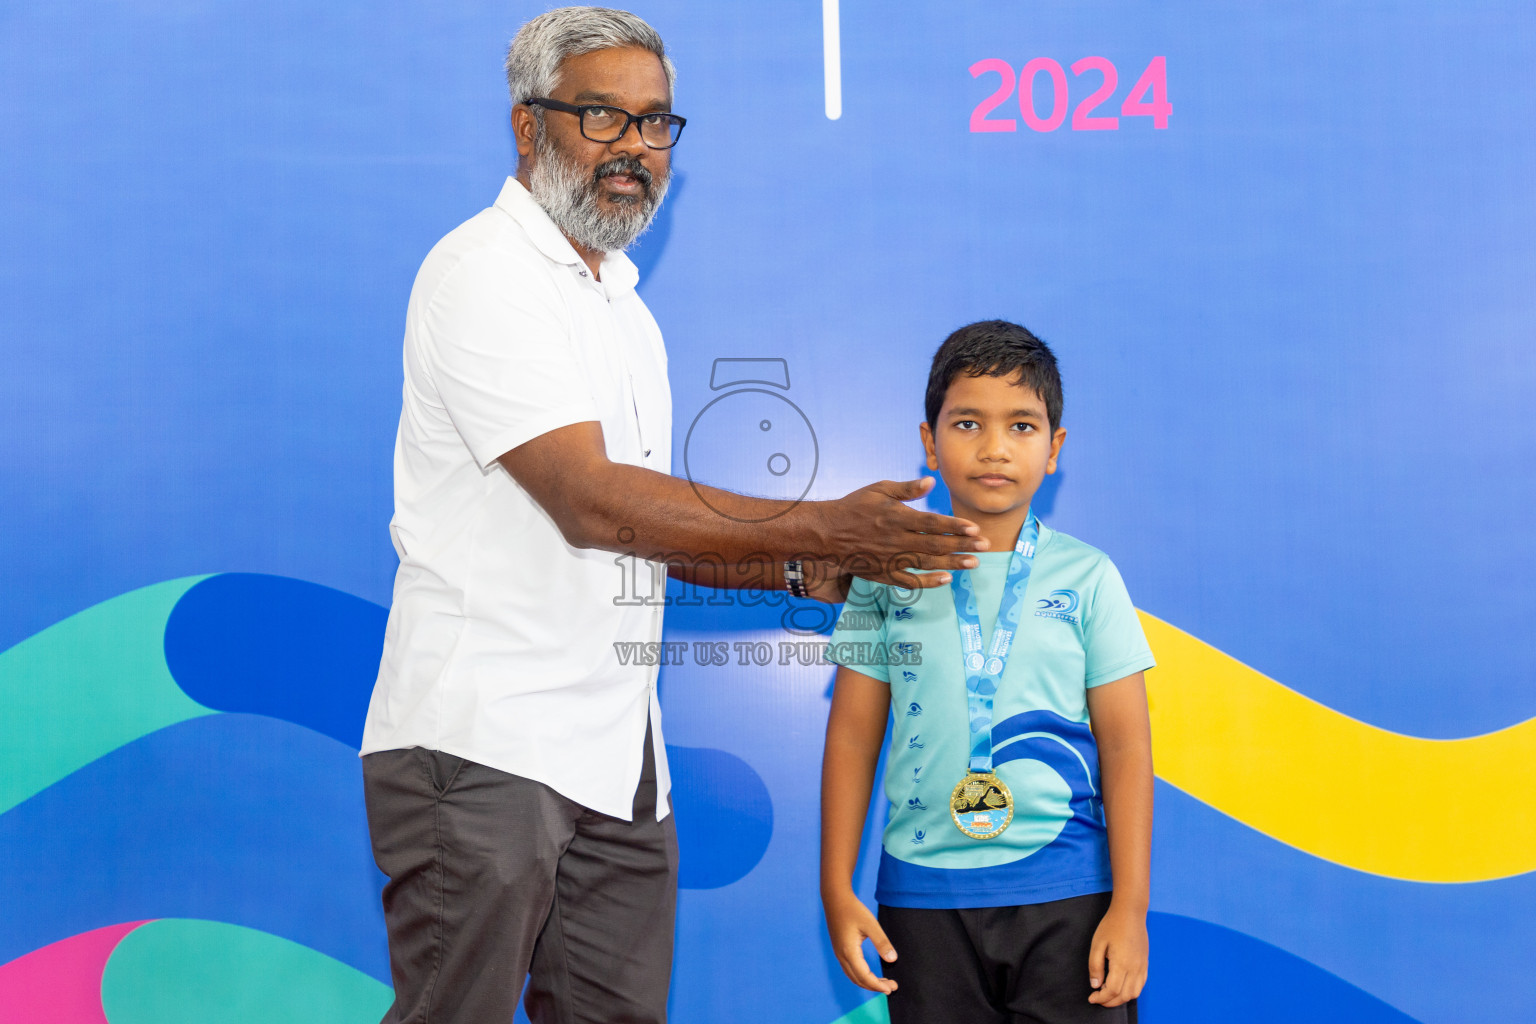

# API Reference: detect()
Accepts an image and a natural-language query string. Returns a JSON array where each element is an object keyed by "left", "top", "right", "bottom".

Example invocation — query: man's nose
[{"left": 608, "top": 119, "right": 648, "bottom": 159}]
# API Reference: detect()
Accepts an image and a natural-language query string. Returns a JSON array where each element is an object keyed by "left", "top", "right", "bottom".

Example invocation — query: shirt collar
[
  {"left": 600, "top": 248, "right": 640, "bottom": 293},
  {"left": 972, "top": 517, "right": 1053, "bottom": 558},
  {"left": 493, "top": 177, "right": 641, "bottom": 293}
]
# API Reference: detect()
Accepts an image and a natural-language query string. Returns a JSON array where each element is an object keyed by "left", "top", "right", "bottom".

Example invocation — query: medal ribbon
[{"left": 950, "top": 513, "right": 1040, "bottom": 774}]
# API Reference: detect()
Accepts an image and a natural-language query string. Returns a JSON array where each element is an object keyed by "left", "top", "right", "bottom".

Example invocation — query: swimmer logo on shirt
[{"left": 1034, "top": 589, "right": 1081, "bottom": 624}]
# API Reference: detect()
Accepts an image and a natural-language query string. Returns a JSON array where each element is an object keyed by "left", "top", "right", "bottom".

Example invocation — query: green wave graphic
[
  {"left": 0, "top": 577, "right": 213, "bottom": 815},
  {"left": 101, "top": 919, "right": 392, "bottom": 1024},
  {"left": 830, "top": 996, "right": 889, "bottom": 1024}
]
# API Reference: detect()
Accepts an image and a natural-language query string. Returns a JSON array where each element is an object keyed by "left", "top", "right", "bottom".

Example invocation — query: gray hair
[{"left": 505, "top": 7, "right": 676, "bottom": 106}]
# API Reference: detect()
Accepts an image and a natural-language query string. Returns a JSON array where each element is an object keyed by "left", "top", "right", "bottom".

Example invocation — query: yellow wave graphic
[{"left": 1140, "top": 611, "right": 1536, "bottom": 883}]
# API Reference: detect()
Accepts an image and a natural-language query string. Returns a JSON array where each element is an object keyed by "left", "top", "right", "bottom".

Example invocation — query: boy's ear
[
  {"left": 919, "top": 421, "right": 939, "bottom": 471},
  {"left": 1046, "top": 427, "right": 1067, "bottom": 474}
]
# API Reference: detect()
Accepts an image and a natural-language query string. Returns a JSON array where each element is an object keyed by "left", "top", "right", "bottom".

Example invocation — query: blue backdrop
[{"left": 2, "top": 3, "right": 1533, "bottom": 1023}]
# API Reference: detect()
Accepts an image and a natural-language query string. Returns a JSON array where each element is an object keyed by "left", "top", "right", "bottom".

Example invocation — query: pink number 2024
[{"left": 969, "top": 56, "right": 1171, "bottom": 133}]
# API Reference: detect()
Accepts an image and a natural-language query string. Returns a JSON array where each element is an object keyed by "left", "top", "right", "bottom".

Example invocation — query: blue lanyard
[{"left": 949, "top": 513, "right": 1040, "bottom": 774}]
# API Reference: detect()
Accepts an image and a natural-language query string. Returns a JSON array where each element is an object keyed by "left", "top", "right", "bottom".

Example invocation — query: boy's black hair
[{"left": 925, "top": 320, "right": 1063, "bottom": 431}]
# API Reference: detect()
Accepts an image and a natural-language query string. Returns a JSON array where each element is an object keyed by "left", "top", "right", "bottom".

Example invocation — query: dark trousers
[
  {"left": 879, "top": 893, "right": 1137, "bottom": 1024},
  {"left": 362, "top": 727, "right": 677, "bottom": 1024}
]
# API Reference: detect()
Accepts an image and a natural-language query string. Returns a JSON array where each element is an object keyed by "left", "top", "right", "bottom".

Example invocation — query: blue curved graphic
[
  {"left": 161, "top": 572, "right": 776, "bottom": 892},
  {"left": 668, "top": 746, "right": 774, "bottom": 889},
  {"left": 164, "top": 574, "right": 388, "bottom": 749},
  {"left": 1143, "top": 913, "right": 1422, "bottom": 1023}
]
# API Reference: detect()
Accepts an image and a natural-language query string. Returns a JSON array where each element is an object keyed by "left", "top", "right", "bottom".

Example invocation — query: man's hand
[
  {"left": 816, "top": 477, "right": 986, "bottom": 590},
  {"left": 1087, "top": 901, "right": 1148, "bottom": 1007},
  {"left": 823, "top": 889, "right": 898, "bottom": 995}
]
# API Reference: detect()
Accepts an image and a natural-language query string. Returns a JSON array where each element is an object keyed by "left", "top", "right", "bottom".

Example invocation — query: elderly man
[{"left": 360, "top": 7, "right": 985, "bottom": 1022}]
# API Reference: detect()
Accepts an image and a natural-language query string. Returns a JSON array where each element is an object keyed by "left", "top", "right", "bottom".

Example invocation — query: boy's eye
[
  {"left": 954, "top": 420, "right": 978, "bottom": 431},
  {"left": 1012, "top": 422, "right": 1036, "bottom": 433}
]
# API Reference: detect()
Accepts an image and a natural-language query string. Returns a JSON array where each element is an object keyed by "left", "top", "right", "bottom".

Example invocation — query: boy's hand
[
  {"left": 1087, "top": 902, "right": 1148, "bottom": 1007},
  {"left": 823, "top": 889, "right": 898, "bottom": 994}
]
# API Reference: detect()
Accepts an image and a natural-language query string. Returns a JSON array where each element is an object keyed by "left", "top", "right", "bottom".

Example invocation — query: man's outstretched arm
[{"left": 498, "top": 421, "right": 987, "bottom": 590}]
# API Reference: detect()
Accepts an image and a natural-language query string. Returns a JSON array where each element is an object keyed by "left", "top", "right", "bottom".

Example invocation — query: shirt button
[{"left": 578, "top": 269, "right": 588, "bottom": 277}]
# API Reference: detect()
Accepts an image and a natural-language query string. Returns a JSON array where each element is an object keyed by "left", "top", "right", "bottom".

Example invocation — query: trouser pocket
[{"left": 416, "top": 747, "right": 467, "bottom": 798}]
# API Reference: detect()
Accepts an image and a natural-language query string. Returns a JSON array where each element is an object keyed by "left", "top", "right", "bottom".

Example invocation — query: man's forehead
[
  {"left": 571, "top": 89, "right": 630, "bottom": 105},
  {"left": 554, "top": 46, "right": 670, "bottom": 106}
]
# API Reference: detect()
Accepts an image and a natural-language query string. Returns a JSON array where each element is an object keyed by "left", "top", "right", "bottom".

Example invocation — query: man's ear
[
  {"left": 919, "top": 421, "right": 939, "bottom": 471},
  {"left": 511, "top": 104, "right": 538, "bottom": 161}
]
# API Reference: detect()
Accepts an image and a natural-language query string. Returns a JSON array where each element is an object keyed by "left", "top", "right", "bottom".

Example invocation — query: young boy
[{"left": 820, "top": 321, "right": 1155, "bottom": 1023}]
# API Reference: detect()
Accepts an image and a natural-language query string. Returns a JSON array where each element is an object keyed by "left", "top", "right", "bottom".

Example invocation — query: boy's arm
[
  {"left": 820, "top": 664, "right": 898, "bottom": 995},
  {"left": 1085, "top": 670, "right": 1153, "bottom": 1008}
]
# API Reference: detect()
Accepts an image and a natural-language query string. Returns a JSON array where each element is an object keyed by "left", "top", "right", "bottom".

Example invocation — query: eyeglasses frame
[{"left": 523, "top": 97, "right": 687, "bottom": 150}]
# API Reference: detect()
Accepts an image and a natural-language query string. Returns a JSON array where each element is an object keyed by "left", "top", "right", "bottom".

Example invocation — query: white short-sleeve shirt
[{"left": 361, "top": 177, "right": 673, "bottom": 821}]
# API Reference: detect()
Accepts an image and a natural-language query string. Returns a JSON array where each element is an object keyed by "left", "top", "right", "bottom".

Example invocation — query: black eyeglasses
[{"left": 525, "top": 98, "right": 686, "bottom": 150}]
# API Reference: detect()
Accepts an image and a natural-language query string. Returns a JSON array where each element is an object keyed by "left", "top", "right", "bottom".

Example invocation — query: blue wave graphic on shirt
[{"left": 877, "top": 711, "right": 1110, "bottom": 904}]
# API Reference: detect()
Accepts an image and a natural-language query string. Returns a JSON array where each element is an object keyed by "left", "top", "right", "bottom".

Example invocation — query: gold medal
[{"left": 949, "top": 772, "right": 1013, "bottom": 839}]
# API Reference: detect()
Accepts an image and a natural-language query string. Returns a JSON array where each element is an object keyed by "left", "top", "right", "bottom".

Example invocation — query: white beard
[{"left": 528, "top": 131, "right": 670, "bottom": 253}]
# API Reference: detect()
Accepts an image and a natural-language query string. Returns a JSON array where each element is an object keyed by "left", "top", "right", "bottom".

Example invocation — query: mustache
[{"left": 592, "top": 157, "right": 653, "bottom": 190}]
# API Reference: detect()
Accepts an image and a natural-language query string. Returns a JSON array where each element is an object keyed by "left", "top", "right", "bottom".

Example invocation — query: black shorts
[{"left": 878, "top": 892, "right": 1137, "bottom": 1024}]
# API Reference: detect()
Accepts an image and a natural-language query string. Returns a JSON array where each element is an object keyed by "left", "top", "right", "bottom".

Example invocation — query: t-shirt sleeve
[
  {"left": 420, "top": 249, "right": 600, "bottom": 469},
  {"left": 1083, "top": 559, "right": 1156, "bottom": 688},
  {"left": 825, "top": 576, "right": 892, "bottom": 683}
]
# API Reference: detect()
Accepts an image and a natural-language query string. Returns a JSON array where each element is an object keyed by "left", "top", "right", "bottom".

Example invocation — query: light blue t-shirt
[{"left": 826, "top": 521, "right": 1155, "bottom": 909}]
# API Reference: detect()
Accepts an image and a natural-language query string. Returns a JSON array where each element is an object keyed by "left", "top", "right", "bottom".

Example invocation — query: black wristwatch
[{"left": 783, "top": 559, "right": 809, "bottom": 599}]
